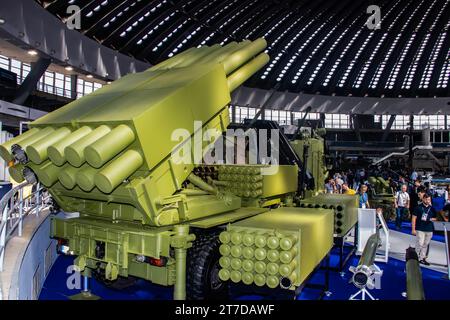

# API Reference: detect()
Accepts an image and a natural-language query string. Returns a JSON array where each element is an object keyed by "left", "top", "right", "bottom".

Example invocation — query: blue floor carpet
[{"left": 39, "top": 246, "right": 450, "bottom": 300}]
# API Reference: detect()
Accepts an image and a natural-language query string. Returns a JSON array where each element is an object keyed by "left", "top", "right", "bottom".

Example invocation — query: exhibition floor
[{"left": 39, "top": 244, "right": 450, "bottom": 300}]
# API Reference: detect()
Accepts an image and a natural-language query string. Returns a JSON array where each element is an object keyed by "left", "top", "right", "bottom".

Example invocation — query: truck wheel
[{"left": 186, "top": 231, "right": 228, "bottom": 300}]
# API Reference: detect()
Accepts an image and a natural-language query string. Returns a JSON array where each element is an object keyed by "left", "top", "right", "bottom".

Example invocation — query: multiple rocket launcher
[
  {"left": 0, "top": 38, "right": 359, "bottom": 296},
  {"left": 2, "top": 124, "right": 142, "bottom": 193},
  {"left": 0, "top": 38, "right": 270, "bottom": 227}
]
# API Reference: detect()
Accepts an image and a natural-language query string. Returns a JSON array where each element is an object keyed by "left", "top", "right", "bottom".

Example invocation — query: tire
[{"left": 186, "top": 230, "right": 229, "bottom": 300}]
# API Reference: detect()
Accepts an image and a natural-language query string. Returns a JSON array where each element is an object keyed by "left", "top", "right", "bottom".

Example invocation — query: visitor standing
[
  {"left": 394, "top": 184, "right": 410, "bottom": 230},
  {"left": 412, "top": 194, "right": 437, "bottom": 265}
]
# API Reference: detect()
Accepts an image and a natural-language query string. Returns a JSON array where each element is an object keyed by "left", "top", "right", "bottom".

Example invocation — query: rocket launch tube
[
  {"left": 405, "top": 247, "right": 425, "bottom": 300},
  {"left": 76, "top": 164, "right": 98, "bottom": 192},
  {"left": 227, "top": 53, "right": 270, "bottom": 92},
  {"left": 8, "top": 164, "right": 25, "bottom": 183},
  {"left": 48, "top": 126, "right": 93, "bottom": 166},
  {"left": 27, "top": 127, "right": 72, "bottom": 164},
  {"left": 222, "top": 38, "right": 267, "bottom": 75},
  {"left": 0, "top": 127, "right": 40, "bottom": 162},
  {"left": 58, "top": 164, "right": 78, "bottom": 189},
  {"left": 94, "top": 149, "right": 143, "bottom": 193},
  {"left": 65, "top": 125, "right": 111, "bottom": 167},
  {"left": 85, "top": 124, "right": 136, "bottom": 168},
  {"left": 28, "top": 161, "right": 61, "bottom": 187}
]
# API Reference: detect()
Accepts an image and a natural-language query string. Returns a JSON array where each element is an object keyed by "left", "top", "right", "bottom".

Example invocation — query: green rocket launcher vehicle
[{"left": 0, "top": 38, "right": 337, "bottom": 300}]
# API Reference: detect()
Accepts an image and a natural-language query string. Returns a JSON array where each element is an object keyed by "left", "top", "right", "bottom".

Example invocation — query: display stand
[
  {"left": 69, "top": 271, "right": 100, "bottom": 300},
  {"left": 432, "top": 221, "right": 450, "bottom": 281},
  {"left": 348, "top": 264, "right": 383, "bottom": 300},
  {"left": 331, "top": 223, "right": 358, "bottom": 272},
  {"left": 349, "top": 287, "right": 377, "bottom": 300},
  {"left": 357, "top": 209, "right": 389, "bottom": 263}
]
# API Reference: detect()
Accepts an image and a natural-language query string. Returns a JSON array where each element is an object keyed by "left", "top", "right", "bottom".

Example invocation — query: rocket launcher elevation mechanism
[{"left": 0, "top": 39, "right": 270, "bottom": 227}]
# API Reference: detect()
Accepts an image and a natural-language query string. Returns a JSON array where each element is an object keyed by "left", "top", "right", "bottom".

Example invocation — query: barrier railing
[{"left": 0, "top": 182, "right": 51, "bottom": 272}]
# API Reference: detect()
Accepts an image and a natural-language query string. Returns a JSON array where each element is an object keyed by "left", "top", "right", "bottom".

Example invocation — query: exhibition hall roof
[{"left": 36, "top": 0, "right": 449, "bottom": 98}]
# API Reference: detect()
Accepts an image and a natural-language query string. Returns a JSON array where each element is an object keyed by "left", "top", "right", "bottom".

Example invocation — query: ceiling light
[
  {"left": 65, "top": 66, "right": 73, "bottom": 71},
  {"left": 86, "top": 74, "right": 93, "bottom": 79},
  {"left": 28, "top": 50, "right": 38, "bottom": 56}
]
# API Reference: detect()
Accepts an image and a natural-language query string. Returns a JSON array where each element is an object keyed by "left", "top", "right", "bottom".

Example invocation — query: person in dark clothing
[
  {"left": 347, "top": 170, "right": 354, "bottom": 190},
  {"left": 412, "top": 194, "right": 437, "bottom": 265},
  {"left": 409, "top": 180, "right": 422, "bottom": 214}
]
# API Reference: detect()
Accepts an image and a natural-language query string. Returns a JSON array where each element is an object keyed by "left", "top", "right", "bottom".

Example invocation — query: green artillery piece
[
  {"left": 290, "top": 128, "right": 328, "bottom": 198},
  {"left": 368, "top": 176, "right": 395, "bottom": 221},
  {"left": 0, "top": 38, "right": 338, "bottom": 300}
]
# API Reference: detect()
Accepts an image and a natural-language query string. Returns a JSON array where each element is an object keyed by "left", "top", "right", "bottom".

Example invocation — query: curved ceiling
[{"left": 36, "top": 0, "right": 450, "bottom": 98}]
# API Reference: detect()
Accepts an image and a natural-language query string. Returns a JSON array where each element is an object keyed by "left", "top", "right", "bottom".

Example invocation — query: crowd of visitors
[{"left": 324, "top": 167, "right": 450, "bottom": 266}]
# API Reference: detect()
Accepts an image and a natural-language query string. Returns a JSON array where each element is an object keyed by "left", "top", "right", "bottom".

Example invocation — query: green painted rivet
[
  {"left": 267, "top": 236, "right": 279, "bottom": 249},
  {"left": 267, "top": 250, "right": 280, "bottom": 262},
  {"left": 266, "top": 275, "right": 279, "bottom": 289},
  {"left": 266, "top": 262, "right": 279, "bottom": 275},
  {"left": 242, "top": 272, "right": 254, "bottom": 285},
  {"left": 254, "top": 274, "right": 266, "bottom": 287},
  {"left": 280, "top": 236, "right": 296, "bottom": 250},
  {"left": 243, "top": 247, "right": 254, "bottom": 259},
  {"left": 219, "top": 257, "right": 231, "bottom": 269},
  {"left": 254, "top": 248, "right": 267, "bottom": 261},
  {"left": 231, "top": 258, "right": 242, "bottom": 270},
  {"left": 230, "top": 246, "right": 242, "bottom": 258},
  {"left": 255, "top": 235, "right": 267, "bottom": 248},
  {"left": 254, "top": 261, "right": 266, "bottom": 274},
  {"left": 231, "top": 232, "right": 242, "bottom": 245},
  {"left": 230, "top": 270, "right": 241, "bottom": 283},
  {"left": 218, "top": 269, "right": 230, "bottom": 281},
  {"left": 242, "top": 260, "right": 254, "bottom": 272},
  {"left": 219, "top": 231, "right": 231, "bottom": 244},
  {"left": 242, "top": 233, "right": 254, "bottom": 246},
  {"left": 219, "top": 244, "right": 231, "bottom": 256}
]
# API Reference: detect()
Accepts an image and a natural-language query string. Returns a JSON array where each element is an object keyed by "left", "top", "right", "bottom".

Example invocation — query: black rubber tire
[{"left": 186, "top": 231, "right": 229, "bottom": 300}]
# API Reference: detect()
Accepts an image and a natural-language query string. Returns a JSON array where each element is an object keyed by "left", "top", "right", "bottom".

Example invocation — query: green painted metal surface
[
  {"left": 368, "top": 176, "right": 395, "bottom": 221},
  {"left": 300, "top": 194, "right": 359, "bottom": 236},
  {"left": 195, "top": 164, "right": 298, "bottom": 208},
  {"left": 189, "top": 207, "right": 269, "bottom": 229},
  {"left": 290, "top": 138, "right": 328, "bottom": 197},
  {"left": 0, "top": 39, "right": 354, "bottom": 297},
  {"left": 0, "top": 39, "right": 269, "bottom": 228},
  {"left": 218, "top": 207, "right": 334, "bottom": 289}
]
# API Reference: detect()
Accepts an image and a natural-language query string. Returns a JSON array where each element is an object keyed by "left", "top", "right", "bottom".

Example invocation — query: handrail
[{"left": 0, "top": 182, "right": 51, "bottom": 273}]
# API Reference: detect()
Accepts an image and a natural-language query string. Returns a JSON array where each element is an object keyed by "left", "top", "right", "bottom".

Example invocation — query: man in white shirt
[{"left": 395, "top": 184, "right": 410, "bottom": 230}]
